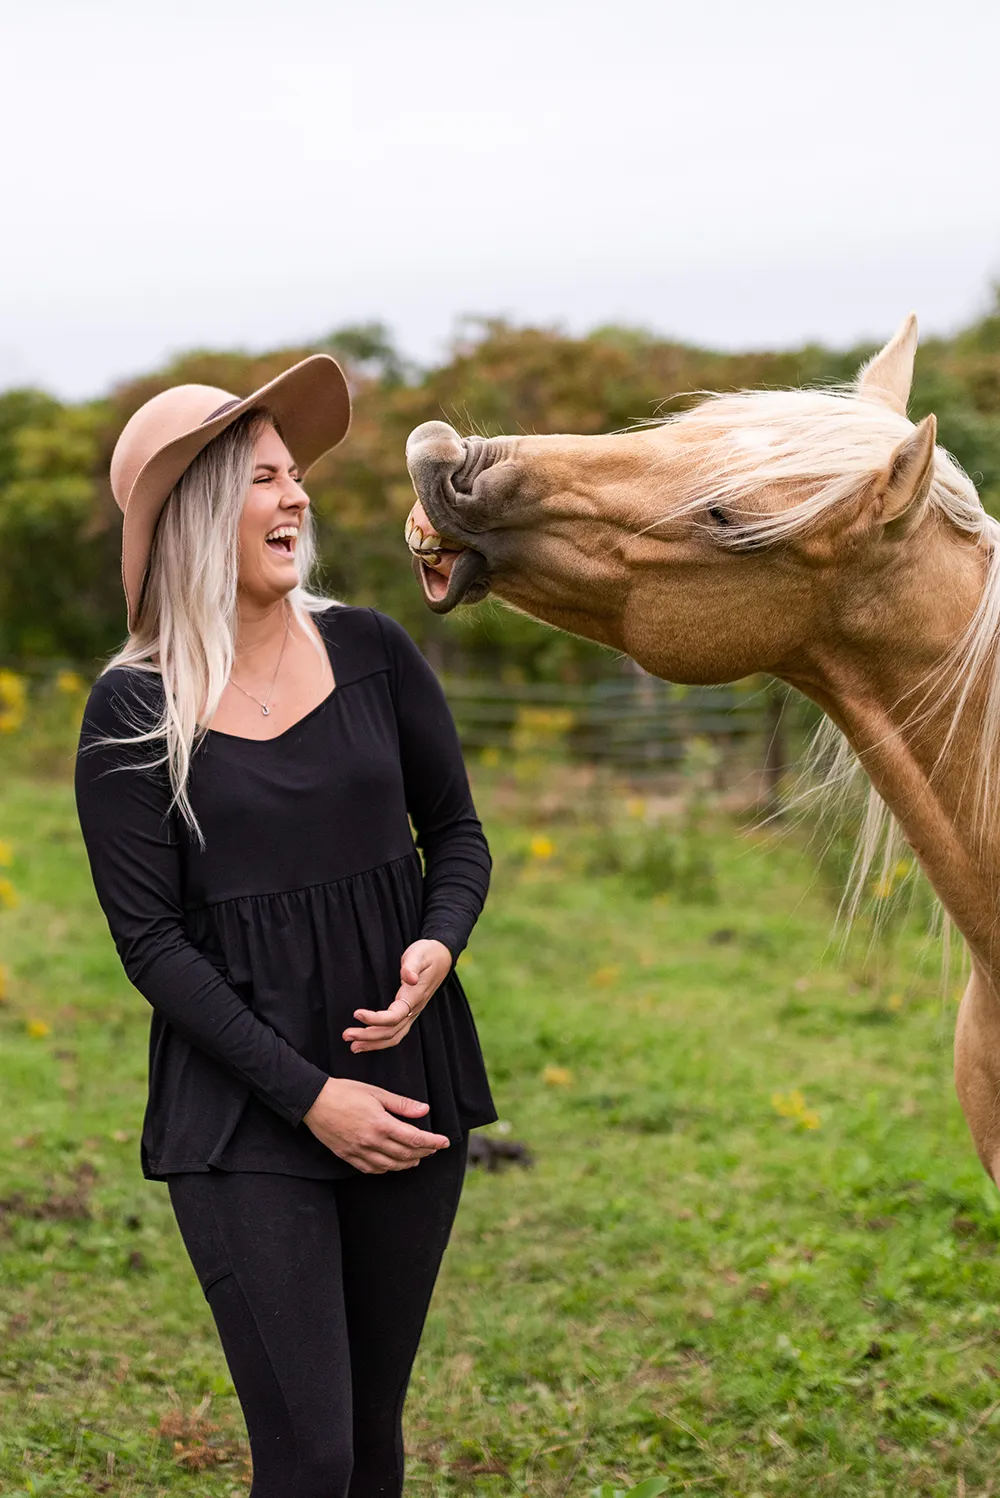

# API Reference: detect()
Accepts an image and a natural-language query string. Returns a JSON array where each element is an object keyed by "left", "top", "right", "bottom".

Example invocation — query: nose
[
  {"left": 405, "top": 421, "right": 465, "bottom": 508},
  {"left": 406, "top": 420, "right": 464, "bottom": 467},
  {"left": 281, "top": 476, "right": 309, "bottom": 508}
]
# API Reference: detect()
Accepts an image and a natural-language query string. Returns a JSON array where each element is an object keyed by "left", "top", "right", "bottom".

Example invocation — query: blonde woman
[{"left": 73, "top": 356, "right": 496, "bottom": 1498}]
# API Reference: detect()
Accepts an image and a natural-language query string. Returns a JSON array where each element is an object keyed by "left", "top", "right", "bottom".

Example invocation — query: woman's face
[{"left": 237, "top": 422, "right": 309, "bottom": 606}]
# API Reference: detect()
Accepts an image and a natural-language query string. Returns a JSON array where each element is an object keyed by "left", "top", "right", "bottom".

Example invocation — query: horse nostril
[{"left": 452, "top": 439, "right": 493, "bottom": 497}]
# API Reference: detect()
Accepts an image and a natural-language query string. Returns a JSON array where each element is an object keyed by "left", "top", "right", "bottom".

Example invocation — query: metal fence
[
  {"left": 1, "top": 657, "right": 799, "bottom": 786},
  {"left": 440, "top": 672, "right": 789, "bottom": 772}
]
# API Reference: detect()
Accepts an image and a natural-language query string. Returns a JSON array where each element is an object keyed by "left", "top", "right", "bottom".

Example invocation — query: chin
[
  {"left": 269, "top": 559, "right": 300, "bottom": 590},
  {"left": 241, "top": 568, "right": 299, "bottom": 607}
]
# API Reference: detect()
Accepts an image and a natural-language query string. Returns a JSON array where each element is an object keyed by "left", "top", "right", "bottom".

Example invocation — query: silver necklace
[{"left": 229, "top": 609, "right": 290, "bottom": 717}]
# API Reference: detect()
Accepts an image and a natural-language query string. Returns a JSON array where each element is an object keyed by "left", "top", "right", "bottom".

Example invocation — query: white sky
[{"left": 2, "top": 0, "right": 998, "bottom": 399}]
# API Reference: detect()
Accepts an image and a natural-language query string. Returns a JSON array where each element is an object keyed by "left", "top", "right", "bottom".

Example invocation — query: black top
[{"left": 74, "top": 605, "right": 497, "bottom": 1181}]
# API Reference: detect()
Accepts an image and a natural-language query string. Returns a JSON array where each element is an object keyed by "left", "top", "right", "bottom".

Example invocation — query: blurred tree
[
  {"left": 0, "top": 309, "right": 997, "bottom": 674},
  {"left": 0, "top": 395, "right": 113, "bottom": 658},
  {"left": 318, "top": 322, "right": 417, "bottom": 388}
]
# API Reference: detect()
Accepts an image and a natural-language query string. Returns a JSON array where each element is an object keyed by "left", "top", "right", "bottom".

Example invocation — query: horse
[{"left": 403, "top": 316, "right": 1000, "bottom": 1185}]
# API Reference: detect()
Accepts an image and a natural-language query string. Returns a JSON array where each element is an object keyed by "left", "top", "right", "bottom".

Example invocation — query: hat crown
[{"left": 110, "top": 384, "right": 238, "bottom": 514}]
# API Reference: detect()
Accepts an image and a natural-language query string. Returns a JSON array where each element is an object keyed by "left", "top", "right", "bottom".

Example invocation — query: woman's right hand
[{"left": 302, "top": 1078, "right": 449, "bottom": 1173}]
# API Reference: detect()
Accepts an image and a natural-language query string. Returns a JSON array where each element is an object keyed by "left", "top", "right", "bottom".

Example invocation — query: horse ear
[
  {"left": 873, "top": 414, "right": 937, "bottom": 535},
  {"left": 856, "top": 312, "right": 918, "bottom": 416}
]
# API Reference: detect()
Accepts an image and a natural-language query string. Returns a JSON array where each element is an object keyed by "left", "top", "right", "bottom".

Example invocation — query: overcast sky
[{"left": 2, "top": 0, "right": 998, "bottom": 399}]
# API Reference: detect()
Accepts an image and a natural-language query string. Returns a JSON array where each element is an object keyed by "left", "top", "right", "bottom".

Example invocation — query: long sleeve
[
  {"left": 374, "top": 611, "right": 491, "bottom": 960},
  {"left": 73, "top": 670, "right": 329, "bottom": 1127}
]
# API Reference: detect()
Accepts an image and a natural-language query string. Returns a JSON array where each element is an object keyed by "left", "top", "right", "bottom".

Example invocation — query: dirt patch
[
  {"left": 157, "top": 1396, "right": 246, "bottom": 1472},
  {"left": 0, "top": 1158, "right": 97, "bottom": 1224}
]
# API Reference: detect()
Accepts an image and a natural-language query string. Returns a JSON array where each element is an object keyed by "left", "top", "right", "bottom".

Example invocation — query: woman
[{"left": 73, "top": 354, "right": 497, "bottom": 1498}]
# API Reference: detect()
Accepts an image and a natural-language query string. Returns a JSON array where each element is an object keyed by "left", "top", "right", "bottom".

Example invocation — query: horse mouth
[{"left": 406, "top": 504, "right": 491, "bottom": 614}]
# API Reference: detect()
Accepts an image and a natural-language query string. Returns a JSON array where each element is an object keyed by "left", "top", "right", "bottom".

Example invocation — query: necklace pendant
[{"left": 261, "top": 705, "right": 270, "bottom": 716}]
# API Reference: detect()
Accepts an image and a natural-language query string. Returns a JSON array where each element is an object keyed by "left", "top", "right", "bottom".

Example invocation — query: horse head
[{"left": 405, "top": 316, "right": 977, "bottom": 689}]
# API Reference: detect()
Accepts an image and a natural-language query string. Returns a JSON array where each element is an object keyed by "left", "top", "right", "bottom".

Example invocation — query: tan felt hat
[{"left": 110, "top": 353, "right": 351, "bottom": 630}]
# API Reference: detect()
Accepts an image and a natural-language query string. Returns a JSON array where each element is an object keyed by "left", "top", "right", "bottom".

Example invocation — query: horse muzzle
[{"left": 404, "top": 421, "right": 493, "bottom": 613}]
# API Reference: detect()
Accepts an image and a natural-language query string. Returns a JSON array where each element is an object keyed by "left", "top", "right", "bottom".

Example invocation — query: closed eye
[{"left": 708, "top": 505, "right": 730, "bottom": 526}]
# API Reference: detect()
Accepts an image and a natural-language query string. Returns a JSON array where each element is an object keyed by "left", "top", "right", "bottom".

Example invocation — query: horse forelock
[{"left": 652, "top": 386, "right": 987, "bottom": 550}]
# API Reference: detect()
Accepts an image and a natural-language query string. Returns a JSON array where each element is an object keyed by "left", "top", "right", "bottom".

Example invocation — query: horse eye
[{"left": 708, "top": 505, "right": 730, "bottom": 527}]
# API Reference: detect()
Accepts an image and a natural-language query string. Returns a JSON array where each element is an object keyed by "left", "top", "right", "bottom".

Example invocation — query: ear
[
  {"left": 856, "top": 312, "right": 918, "bottom": 416},
  {"left": 873, "top": 414, "right": 937, "bottom": 536}
]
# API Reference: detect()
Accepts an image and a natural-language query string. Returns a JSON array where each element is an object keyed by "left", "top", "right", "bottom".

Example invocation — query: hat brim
[{"left": 121, "top": 353, "right": 351, "bottom": 630}]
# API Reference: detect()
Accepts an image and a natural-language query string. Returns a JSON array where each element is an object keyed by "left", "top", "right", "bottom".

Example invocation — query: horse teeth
[{"left": 406, "top": 514, "right": 447, "bottom": 561}]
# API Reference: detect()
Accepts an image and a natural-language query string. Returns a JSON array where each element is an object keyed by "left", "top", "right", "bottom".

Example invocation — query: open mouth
[
  {"left": 265, "top": 525, "right": 297, "bottom": 557},
  {"left": 405, "top": 505, "right": 490, "bottom": 614}
]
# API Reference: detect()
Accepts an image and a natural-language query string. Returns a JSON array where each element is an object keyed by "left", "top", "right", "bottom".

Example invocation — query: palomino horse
[{"left": 404, "top": 316, "right": 1000, "bottom": 1184}]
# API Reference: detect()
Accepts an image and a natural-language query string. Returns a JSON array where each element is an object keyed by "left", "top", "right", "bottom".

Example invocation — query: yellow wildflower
[
  {"left": 542, "top": 1065, "right": 574, "bottom": 1088},
  {"left": 26, "top": 1018, "right": 50, "bottom": 1038},
  {"left": 771, "top": 1089, "right": 821, "bottom": 1129},
  {"left": 0, "top": 877, "right": 18, "bottom": 909},
  {"left": 55, "top": 669, "right": 86, "bottom": 696},
  {"left": 529, "top": 835, "right": 555, "bottom": 861},
  {"left": 511, "top": 705, "right": 574, "bottom": 754},
  {"left": 871, "top": 859, "right": 911, "bottom": 900},
  {"left": 0, "top": 669, "right": 26, "bottom": 733},
  {"left": 479, "top": 746, "right": 501, "bottom": 769},
  {"left": 591, "top": 964, "right": 620, "bottom": 987},
  {"left": 887, "top": 993, "right": 904, "bottom": 1012},
  {"left": 626, "top": 796, "right": 646, "bottom": 819}
]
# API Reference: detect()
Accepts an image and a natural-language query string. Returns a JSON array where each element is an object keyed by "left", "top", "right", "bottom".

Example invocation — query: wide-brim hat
[{"left": 110, "top": 353, "right": 351, "bottom": 630}]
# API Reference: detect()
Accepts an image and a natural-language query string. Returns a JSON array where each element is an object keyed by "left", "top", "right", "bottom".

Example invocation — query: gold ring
[{"left": 400, "top": 998, "right": 412, "bottom": 1019}]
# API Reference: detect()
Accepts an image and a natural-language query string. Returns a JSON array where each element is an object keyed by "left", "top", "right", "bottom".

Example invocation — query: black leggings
[{"left": 165, "top": 1137, "right": 468, "bottom": 1498}]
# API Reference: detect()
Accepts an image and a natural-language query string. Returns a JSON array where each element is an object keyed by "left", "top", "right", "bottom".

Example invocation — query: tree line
[{"left": 2, "top": 300, "right": 999, "bottom": 679}]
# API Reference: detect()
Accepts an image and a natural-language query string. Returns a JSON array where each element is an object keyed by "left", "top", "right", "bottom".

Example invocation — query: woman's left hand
[{"left": 343, "top": 939, "right": 453, "bottom": 1053}]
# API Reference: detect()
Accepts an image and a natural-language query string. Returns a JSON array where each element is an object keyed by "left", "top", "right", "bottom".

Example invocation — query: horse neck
[{"left": 787, "top": 526, "right": 1000, "bottom": 974}]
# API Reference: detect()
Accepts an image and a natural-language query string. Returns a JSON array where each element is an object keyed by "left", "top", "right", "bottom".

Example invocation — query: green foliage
[
  {"left": 0, "top": 667, "right": 88, "bottom": 778},
  {"left": 582, "top": 740, "right": 721, "bottom": 902},
  {"left": 319, "top": 320, "right": 418, "bottom": 387},
  {"left": 0, "top": 395, "right": 116, "bottom": 659},
  {"left": 591, "top": 1481, "right": 672, "bottom": 1498},
  {"left": 2, "top": 302, "right": 1000, "bottom": 674}
]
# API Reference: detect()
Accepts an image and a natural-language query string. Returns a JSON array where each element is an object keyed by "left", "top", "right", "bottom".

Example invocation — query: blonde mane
[{"left": 651, "top": 386, "right": 1000, "bottom": 922}]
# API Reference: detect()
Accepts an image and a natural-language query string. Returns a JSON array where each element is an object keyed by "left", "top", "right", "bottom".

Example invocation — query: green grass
[{"left": 1, "top": 757, "right": 999, "bottom": 1497}]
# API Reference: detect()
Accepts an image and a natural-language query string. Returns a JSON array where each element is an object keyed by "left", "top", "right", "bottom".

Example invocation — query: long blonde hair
[{"left": 103, "top": 406, "right": 337, "bottom": 840}]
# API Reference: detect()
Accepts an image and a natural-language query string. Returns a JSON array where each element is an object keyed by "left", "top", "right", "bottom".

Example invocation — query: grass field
[{"left": 2, "top": 749, "right": 999, "bottom": 1497}]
